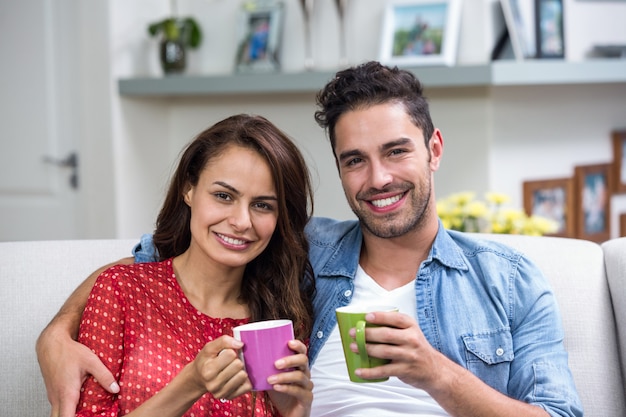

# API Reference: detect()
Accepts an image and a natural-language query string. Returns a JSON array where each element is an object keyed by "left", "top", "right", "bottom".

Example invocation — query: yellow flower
[
  {"left": 449, "top": 191, "right": 476, "bottom": 206},
  {"left": 466, "top": 201, "right": 488, "bottom": 218},
  {"left": 485, "top": 192, "right": 510, "bottom": 205},
  {"left": 437, "top": 191, "right": 556, "bottom": 236},
  {"left": 524, "top": 215, "right": 559, "bottom": 235}
]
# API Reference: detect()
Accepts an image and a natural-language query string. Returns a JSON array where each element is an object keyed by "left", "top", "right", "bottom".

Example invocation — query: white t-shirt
[{"left": 310, "top": 266, "right": 449, "bottom": 416}]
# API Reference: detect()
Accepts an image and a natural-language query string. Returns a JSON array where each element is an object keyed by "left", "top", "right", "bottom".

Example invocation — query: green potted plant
[{"left": 148, "top": 13, "right": 202, "bottom": 74}]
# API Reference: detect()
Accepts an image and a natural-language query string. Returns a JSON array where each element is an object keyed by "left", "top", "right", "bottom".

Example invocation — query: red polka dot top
[{"left": 76, "top": 259, "right": 275, "bottom": 417}]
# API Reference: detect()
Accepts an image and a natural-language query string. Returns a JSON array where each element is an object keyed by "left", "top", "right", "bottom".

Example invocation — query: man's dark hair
[{"left": 314, "top": 61, "right": 434, "bottom": 154}]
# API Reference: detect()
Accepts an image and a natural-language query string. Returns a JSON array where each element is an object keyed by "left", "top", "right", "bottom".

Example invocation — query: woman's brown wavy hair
[{"left": 153, "top": 114, "right": 315, "bottom": 341}]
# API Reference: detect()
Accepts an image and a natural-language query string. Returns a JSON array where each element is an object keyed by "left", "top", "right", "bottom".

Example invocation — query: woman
[{"left": 75, "top": 114, "right": 315, "bottom": 417}]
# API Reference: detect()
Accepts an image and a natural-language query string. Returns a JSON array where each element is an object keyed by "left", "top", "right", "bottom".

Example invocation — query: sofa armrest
[
  {"left": 0, "top": 239, "right": 138, "bottom": 416},
  {"left": 602, "top": 237, "right": 626, "bottom": 398}
]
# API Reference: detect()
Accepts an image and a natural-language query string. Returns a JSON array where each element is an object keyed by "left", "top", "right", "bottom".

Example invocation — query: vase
[
  {"left": 160, "top": 39, "right": 186, "bottom": 74},
  {"left": 335, "top": 0, "right": 349, "bottom": 67},
  {"left": 299, "top": 0, "right": 315, "bottom": 70}
]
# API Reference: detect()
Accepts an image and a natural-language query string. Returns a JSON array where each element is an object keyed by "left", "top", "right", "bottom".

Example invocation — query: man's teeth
[
  {"left": 218, "top": 234, "right": 246, "bottom": 245},
  {"left": 371, "top": 194, "right": 402, "bottom": 208}
]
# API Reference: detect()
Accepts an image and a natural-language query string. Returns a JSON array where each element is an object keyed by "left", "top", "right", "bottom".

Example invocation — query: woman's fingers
[{"left": 194, "top": 336, "right": 252, "bottom": 399}]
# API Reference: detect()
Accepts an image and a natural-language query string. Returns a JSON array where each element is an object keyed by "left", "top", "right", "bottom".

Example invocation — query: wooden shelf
[{"left": 118, "top": 60, "right": 626, "bottom": 97}]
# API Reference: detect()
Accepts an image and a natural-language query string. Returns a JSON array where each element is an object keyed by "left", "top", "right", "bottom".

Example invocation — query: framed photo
[
  {"left": 379, "top": 0, "right": 462, "bottom": 67},
  {"left": 235, "top": 0, "right": 284, "bottom": 73},
  {"left": 574, "top": 163, "right": 612, "bottom": 242},
  {"left": 523, "top": 178, "right": 575, "bottom": 237},
  {"left": 534, "top": 0, "right": 564, "bottom": 58},
  {"left": 500, "top": 0, "right": 536, "bottom": 60},
  {"left": 621, "top": 213, "right": 626, "bottom": 237},
  {"left": 612, "top": 130, "right": 626, "bottom": 193}
]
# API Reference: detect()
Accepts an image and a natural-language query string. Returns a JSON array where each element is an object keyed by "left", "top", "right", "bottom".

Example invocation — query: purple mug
[{"left": 233, "top": 319, "right": 294, "bottom": 391}]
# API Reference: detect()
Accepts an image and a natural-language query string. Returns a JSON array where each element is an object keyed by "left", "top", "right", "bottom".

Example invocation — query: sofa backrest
[
  {"left": 0, "top": 239, "right": 138, "bottom": 417},
  {"left": 1, "top": 236, "right": 624, "bottom": 416},
  {"left": 602, "top": 237, "right": 626, "bottom": 400},
  {"left": 481, "top": 234, "right": 626, "bottom": 417}
]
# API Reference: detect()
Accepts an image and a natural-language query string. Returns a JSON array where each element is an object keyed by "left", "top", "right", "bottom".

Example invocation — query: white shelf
[
  {"left": 117, "top": 60, "right": 626, "bottom": 97},
  {"left": 491, "top": 60, "right": 626, "bottom": 85}
]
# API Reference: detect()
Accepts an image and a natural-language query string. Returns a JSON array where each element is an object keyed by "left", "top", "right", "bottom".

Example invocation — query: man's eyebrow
[
  {"left": 338, "top": 149, "right": 363, "bottom": 162},
  {"left": 339, "top": 137, "right": 414, "bottom": 160},
  {"left": 380, "top": 137, "right": 413, "bottom": 152}
]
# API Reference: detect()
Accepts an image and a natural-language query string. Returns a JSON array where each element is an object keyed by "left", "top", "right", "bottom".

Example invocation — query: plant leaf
[
  {"left": 184, "top": 17, "right": 202, "bottom": 48},
  {"left": 148, "top": 20, "right": 166, "bottom": 36}
]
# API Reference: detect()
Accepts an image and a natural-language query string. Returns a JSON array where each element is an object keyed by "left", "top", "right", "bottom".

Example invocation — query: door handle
[{"left": 43, "top": 152, "right": 79, "bottom": 189}]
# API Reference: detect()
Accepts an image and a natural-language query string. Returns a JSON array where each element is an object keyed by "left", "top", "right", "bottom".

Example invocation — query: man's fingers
[
  {"left": 87, "top": 365, "right": 119, "bottom": 393},
  {"left": 81, "top": 347, "right": 119, "bottom": 393},
  {"left": 55, "top": 389, "right": 81, "bottom": 417},
  {"left": 365, "top": 310, "right": 408, "bottom": 327}
]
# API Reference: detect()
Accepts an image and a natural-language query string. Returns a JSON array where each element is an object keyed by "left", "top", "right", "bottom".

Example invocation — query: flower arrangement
[{"left": 436, "top": 192, "right": 558, "bottom": 236}]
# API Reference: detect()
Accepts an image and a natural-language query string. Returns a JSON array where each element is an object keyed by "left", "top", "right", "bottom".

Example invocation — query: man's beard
[{"left": 348, "top": 177, "right": 432, "bottom": 239}]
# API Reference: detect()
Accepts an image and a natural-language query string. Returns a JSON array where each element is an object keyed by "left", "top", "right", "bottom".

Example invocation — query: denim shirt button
[
  {"left": 316, "top": 331, "right": 324, "bottom": 339},
  {"left": 495, "top": 347, "right": 504, "bottom": 356},
  {"left": 343, "top": 290, "right": 352, "bottom": 298}
]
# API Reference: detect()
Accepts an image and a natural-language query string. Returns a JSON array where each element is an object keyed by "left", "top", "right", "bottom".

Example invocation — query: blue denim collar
[{"left": 316, "top": 220, "right": 469, "bottom": 281}]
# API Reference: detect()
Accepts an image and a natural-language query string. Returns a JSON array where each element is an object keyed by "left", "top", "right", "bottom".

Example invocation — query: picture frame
[
  {"left": 621, "top": 213, "right": 626, "bottom": 237},
  {"left": 523, "top": 178, "right": 575, "bottom": 237},
  {"left": 379, "top": 0, "right": 462, "bottom": 67},
  {"left": 235, "top": 0, "right": 285, "bottom": 73},
  {"left": 534, "top": 0, "right": 564, "bottom": 58},
  {"left": 500, "top": 0, "right": 536, "bottom": 60},
  {"left": 612, "top": 130, "right": 626, "bottom": 193},
  {"left": 574, "top": 163, "right": 612, "bottom": 242}
]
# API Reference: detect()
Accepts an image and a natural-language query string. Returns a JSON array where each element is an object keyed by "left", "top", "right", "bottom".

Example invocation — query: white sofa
[{"left": 1, "top": 235, "right": 625, "bottom": 416}]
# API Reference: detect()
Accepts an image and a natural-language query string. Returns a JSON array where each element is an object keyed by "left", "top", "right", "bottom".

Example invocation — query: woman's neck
[{"left": 172, "top": 251, "right": 248, "bottom": 319}]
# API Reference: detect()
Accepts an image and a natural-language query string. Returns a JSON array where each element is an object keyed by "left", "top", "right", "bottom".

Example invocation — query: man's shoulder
[
  {"left": 133, "top": 233, "right": 158, "bottom": 263},
  {"left": 441, "top": 229, "right": 550, "bottom": 290},
  {"left": 305, "top": 217, "right": 362, "bottom": 272},
  {"left": 444, "top": 229, "right": 523, "bottom": 261},
  {"left": 305, "top": 217, "right": 360, "bottom": 246}
]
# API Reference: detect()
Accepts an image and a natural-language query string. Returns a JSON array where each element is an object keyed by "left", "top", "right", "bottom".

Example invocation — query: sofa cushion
[{"left": 479, "top": 234, "right": 626, "bottom": 417}]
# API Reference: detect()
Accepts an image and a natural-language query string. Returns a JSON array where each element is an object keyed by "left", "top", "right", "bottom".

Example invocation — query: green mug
[{"left": 335, "top": 305, "right": 398, "bottom": 383}]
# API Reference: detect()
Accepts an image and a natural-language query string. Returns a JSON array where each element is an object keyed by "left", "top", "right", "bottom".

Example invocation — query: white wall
[
  {"left": 80, "top": 2, "right": 117, "bottom": 238},
  {"left": 117, "top": 0, "right": 626, "bottom": 75},
  {"left": 107, "top": 0, "right": 626, "bottom": 239}
]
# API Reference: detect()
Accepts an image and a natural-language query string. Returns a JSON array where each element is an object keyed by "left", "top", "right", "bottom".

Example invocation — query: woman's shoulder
[{"left": 98, "top": 258, "right": 173, "bottom": 286}]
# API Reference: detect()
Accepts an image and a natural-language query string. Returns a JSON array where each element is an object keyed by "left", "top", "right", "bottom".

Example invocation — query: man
[{"left": 36, "top": 62, "right": 581, "bottom": 417}]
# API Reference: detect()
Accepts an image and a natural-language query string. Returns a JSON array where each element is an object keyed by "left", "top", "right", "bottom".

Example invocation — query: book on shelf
[{"left": 499, "top": 0, "right": 536, "bottom": 60}]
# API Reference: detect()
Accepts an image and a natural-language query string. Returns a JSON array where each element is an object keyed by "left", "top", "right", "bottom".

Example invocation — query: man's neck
[{"left": 359, "top": 220, "right": 438, "bottom": 291}]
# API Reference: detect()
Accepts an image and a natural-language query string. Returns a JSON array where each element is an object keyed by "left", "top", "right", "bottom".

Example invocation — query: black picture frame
[{"left": 534, "top": 0, "right": 564, "bottom": 58}]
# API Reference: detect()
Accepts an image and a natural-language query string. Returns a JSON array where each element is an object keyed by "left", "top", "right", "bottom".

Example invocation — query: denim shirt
[
  {"left": 133, "top": 217, "right": 582, "bottom": 416},
  {"left": 305, "top": 217, "right": 582, "bottom": 417}
]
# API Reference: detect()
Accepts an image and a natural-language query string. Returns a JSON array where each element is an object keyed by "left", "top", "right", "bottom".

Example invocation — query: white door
[{"left": 0, "top": 0, "right": 82, "bottom": 241}]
